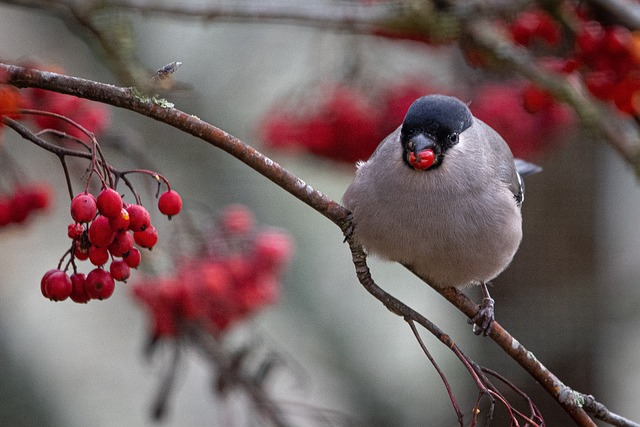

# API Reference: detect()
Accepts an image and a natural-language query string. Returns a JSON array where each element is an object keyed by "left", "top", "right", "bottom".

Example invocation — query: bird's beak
[{"left": 407, "top": 134, "right": 436, "bottom": 170}]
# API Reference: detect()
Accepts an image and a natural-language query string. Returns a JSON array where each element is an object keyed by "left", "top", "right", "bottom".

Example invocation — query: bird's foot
[
  {"left": 342, "top": 213, "right": 355, "bottom": 243},
  {"left": 467, "top": 296, "right": 494, "bottom": 336}
]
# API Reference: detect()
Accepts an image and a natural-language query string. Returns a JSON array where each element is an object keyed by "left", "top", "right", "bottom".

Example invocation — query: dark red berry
[
  {"left": 108, "top": 231, "right": 134, "bottom": 257},
  {"left": 126, "top": 204, "right": 151, "bottom": 232},
  {"left": 85, "top": 268, "right": 115, "bottom": 300},
  {"left": 73, "top": 241, "right": 90, "bottom": 261},
  {"left": 88, "top": 215, "right": 115, "bottom": 247},
  {"left": 89, "top": 245, "right": 109, "bottom": 266},
  {"left": 69, "top": 273, "right": 90, "bottom": 303},
  {"left": 10, "top": 192, "right": 33, "bottom": 224},
  {"left": 70, "top": 192, "right": 97, "bottom": 223},
  {"left": 110, "top": 260, "right": 130, "bottom": 282},
  {"left": 158, "top": 190, "right": 182, "bottom": 218},
  {"left": 123, "top": 247, "right": 141, "bottom": 268},
  {"left": 134, "top": 225, "right": 158, "bottom": 249},
  {"left": 41, "top": 269, "right": 60, "bottom": 298},
  {"left": 97, "top": 188, "right": 123, "bottom": 219},
  {"left": 522, "top": 84, "right": 554, "bottom": 113},
  {"left": 108, "top": 208, "right": 130, "bottom": 232},
  {"left": 67, "top": 223, "right": 85, "bottom": 240},
  {"left": 45, "top": 271, "right": 73, "bottom": 301}
]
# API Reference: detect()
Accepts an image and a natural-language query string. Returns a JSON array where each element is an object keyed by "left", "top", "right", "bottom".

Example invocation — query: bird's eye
[{"left": 448, "top": 133, "right": 459, "bottom": 146}]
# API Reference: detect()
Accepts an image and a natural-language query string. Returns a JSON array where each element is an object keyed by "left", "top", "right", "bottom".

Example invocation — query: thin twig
[{"left": 406, "top": 319, "right": 465, "bottom": 426}]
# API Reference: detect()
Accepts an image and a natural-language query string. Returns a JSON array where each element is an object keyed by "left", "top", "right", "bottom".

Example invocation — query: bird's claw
[
  {"left": 342, "top": 213, "right": 355, "bottom": 243},
  {"left": 468, "top": 297, "right": 495, "bottom": 336}
]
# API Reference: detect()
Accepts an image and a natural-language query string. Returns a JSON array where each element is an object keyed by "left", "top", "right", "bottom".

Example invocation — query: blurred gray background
[{"left": 1, "top": 2, "right": 639, "bottom": 426}]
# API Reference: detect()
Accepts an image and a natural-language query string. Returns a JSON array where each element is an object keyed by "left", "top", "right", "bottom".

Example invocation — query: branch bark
[{"left": 3, "top": 63, "right": 631, "bottom": 426}]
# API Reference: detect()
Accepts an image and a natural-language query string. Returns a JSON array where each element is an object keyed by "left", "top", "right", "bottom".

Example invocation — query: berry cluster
[
  {"left": 506, "top": 4, "right": 640, "bottom": 116},
  {"left": 41, "top": 186, "right": 183, "bottom": 302},
  {"left": 471, "top": 83, "right": 574, "bottom": 158},
  {"left": 509, "top": 9, "right": 561, "bottom": 48},
  {"left": 260, "top": 76, "right": 572, "bottom": 162},
  {"left": 133, "top": 204, "right": 292, "bottom": 338},
  {"left": 259, "top": 81, "right": 436, "bottom": 164},
  {"left": 0, "top": 183, "right": 52, "bottom": 227}
]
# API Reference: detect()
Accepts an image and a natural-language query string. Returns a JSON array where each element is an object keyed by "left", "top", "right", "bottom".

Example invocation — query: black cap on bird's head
[{"left": 400, "top": 95, "right": 473, "bottom": 171}]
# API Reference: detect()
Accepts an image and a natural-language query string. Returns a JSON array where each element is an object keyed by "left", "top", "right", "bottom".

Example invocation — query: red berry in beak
[{"left": 408, "top": 149, "right": 435, "bottom": 170}]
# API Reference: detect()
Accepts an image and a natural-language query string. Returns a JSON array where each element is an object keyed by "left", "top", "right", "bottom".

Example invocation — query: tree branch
[{"left": 2, "top": 62, "right": 632, "bottom": 426}]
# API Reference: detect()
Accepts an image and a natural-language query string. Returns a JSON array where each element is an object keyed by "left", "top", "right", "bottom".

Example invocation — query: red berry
[
  {"left": 85, "top": 268, "right": 115, "bottom": 300},
  {"left": 522, "top": 84, "right": 554, "bottom": 113},
  {"left": 67, "top": 223, "right": 85, "bottom": 240},
  {"left": 89, "top": 245, "right": 109, "bottom": 266},
  {"left": 41, "top": 269, "right": 61, "bottom": 298},
  {"left": 510, "top": 10, "right": 542, "bottom": 46},
  {"left": 108, "top": 208, "right": 130, "bottom": 232},
  {"left": 44, "top": 271, "right": 73, "bottom": 301},
  {"left": 408, "top": 149, "right": 435, "bottom": 170},
  {"left": 134, "top": 225, "right": 158, "bottom": 249},
  {"left": 97, "top": 188, "right": 123, "bottom": 219},
  {"left": 69, "top": 273, "right": 90, "bottom": 303},
  {"left": 158, "top": 190, "right": 182, "bottom": 218},
  {"left": 253, "top": 231, "right": 293, "bottom": 272},
  {"left": 123, "top": 247, "right": 141, "bottom": 268},
  {"left": 24, "top": 184, "right": 52, "bottom": 211},
  {"left": 109, "top": 260, "right": 130, "bottom": 282},
  {"left": 220, "top": 204, "right": 254, "bottom": 234},
  {"left": 73, "top": 241, "right": 90, "bottom": 261},
  {"left": 108, "top": 231, "right": 134, "bottom": 257},
  {"left": 70, "top": 192, "right": 97, "bottom": 223},
  {"left": 576, "top": 21, "right": 605, "bottom": 57},
  {"left": 605, "top": 26, "right": 632, "bottom": 56},
  {"left": 584, "top": 71, "right": 617, "bottom": 100},
  {"left": 88, "top": 215, "right": 115, "bottom": 247},
  {"left": 126, "top": 204, "right": 151, "bottom": 232},
  {"left": 10, "top": 192, "right": 31, "bottom": 224}
]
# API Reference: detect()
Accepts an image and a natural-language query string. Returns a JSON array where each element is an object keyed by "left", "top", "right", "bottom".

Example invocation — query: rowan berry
[
  {"left": 85, "top": 268, "right": 115, "bottom": 300},
  {"left": 70, "top": 192, "right": 97, "bottom": 223},
  {"left": 126, "top": 204, "right": 151, "bottom": 232},
  {"left": 134, "top": 225, "right": 158, "bottom": 249},
  {"left": 158, "top": 190, "right": 182, "bottom": 218},
  {"left": 97, "top": 188, "right": 123, "bottom": 219}
]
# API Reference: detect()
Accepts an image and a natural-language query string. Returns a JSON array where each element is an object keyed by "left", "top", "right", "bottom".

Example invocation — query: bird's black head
[{"left": 400, "top": 95, "right": 473, "bottom": 171}]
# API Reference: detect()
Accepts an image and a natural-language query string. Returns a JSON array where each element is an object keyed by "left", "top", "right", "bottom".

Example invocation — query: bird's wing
[{"left": 474, "top": 118, "right": 529, "bottom": 206}]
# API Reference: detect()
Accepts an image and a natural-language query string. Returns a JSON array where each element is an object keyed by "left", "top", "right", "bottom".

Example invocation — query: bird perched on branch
[{"left": 342, "top": 94, "right": 540, "bottom": 335}]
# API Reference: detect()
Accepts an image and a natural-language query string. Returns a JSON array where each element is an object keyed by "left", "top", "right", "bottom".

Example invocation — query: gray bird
[{"left": 342, "top": 94, "right": 540, "bottom": 335}]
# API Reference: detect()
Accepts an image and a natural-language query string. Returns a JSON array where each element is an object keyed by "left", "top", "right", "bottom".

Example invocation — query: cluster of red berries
[
  {"left": 40, "top": 187, "right": 183, "bottom": 303},
  {"left": 509, "top": 9, "right": 561, "bottom": 48},
  {"left": 133, "top": 204, "right": 292, "bottom": 338},
  {"left": 260, "top": 77, "right": 573, "bottom": 162},
  {"left": 260, "top": 81, "right": 441, "bottom": 164},
  {"left": 0, "top": 183, "right": 52, "bottom": 227},
  {"left": 471, "top": 83, "right": 574, "bottom": 159},
  {"left": 507, "top": 5, "right": 640, "bottom": 116}
]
